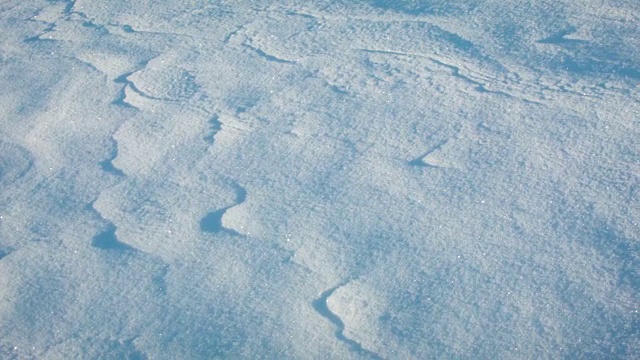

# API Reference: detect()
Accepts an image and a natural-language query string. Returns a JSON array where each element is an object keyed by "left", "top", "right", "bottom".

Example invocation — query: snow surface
[{"left": 0, "top": 0, "right": 638, "bottom": 358}]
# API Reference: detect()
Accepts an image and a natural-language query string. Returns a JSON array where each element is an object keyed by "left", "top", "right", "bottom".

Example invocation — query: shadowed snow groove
[
  {"left": 428, "top": 58, "right": 512, "bottom": 97},
  {"left": 92, "top": 223, "right": 134, "bottom": 251},
  {"left": 60, "top": 0, "right": 94, "bottom": 24},
  {"left": 200, "top": 182, "right": 247, "bottom": 235},
  {"left": 99, "top": 138, "right": 125, "bottom": 176},
  {"left": 23, "top": 21, "right": 56, "bottom": 43},
  {"left": 203, "top": 115, "right": 222, "bottom": 145},
  {"left": 0, "top": 248, "right": 12, "bottom": 261},
  {"left": 409, "top": 139, "right": 448, "bottom": 168},
  {"left": 114, "top": 63, "right": 200, "bottom": 107},
  {"left": 537, "top": 27, "right": 588, "bottom": 45},
  {"left": 112, "top": 59, "right": 154, "bottom": 109},
  {"left": 89, "top": 202, "right": 135, "bottom": 251},
  {"left": 113, "top": 72, "right": 141, "bottom": 110},
  {"left": 313, "top": 284, "right": 383, "bottom": 359},
  {"left": 242, "top": 42, "right": 295, "bottom": 64}
]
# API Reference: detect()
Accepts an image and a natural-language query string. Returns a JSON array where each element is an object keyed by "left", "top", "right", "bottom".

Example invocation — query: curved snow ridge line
[
  {"left": 106, "top": 48, "right": 221, "bottom": 151},
  {"left": 313, "top": 282, "right": 383, "bottom": 360},
  {"left": 242, "top": 42, "right": 296, "bottom": 64},
  {"left": 23, "top": 20, "right": 57, "bottom": 43},
  {"left": 113, "top": 60, "right": 208, "bottom": 110},
  {"left": 409, "top": 139, "right": 449, "bottom": 168},
  {"left": 112, "top": 23, "right": 220, "bottom": 47},
  {"left": 112, "top": 68, "right": 148, "bottom": 110},
  {"left": 204, "top": 114, "right": 222, "bottom": 145},
  {"left": 60, "top": 0, "right": 83, "bottom": 18},
  {"left": 0, "top": 248, "right": 13, "bottom": 261},
  {"left": 221, "top": 20, "right": 296, "bottom": 64},
  {"left": 22, "top": 0, "right": 65, "bottom": 43},
  {"left": 61, "top": 0, "right": 98, "bottom": 27},
  {"left": 99, "top": 137, "right": 125, "bottom": 177},
  {"left": 24, "top": 0, "right": 95, "bottom": 43},
  {"left": 111, "top": 56, "right": 161, "bottom": 109},
  {"left": 426, "top": 57, "right": 538, "bottom": 103},
  {"left": 428, "top": 58, "right": 511, "bottom": 95},
  {"left": 88, "top": 201, "right": 135, "bottom": 251},
  {"left": 200, "top": 182, "right": 247, "bottom": 235},
  {"left": 117, "top": 73, "right": 200, "bottom": 105},
  {"left": 357, "top": 48, "right": 543, "bottom": 104}
]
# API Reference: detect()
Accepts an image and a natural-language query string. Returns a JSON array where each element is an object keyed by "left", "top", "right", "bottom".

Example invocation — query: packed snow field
[{"left": 1, "top": 0, "right": 638, "bottom": 358}]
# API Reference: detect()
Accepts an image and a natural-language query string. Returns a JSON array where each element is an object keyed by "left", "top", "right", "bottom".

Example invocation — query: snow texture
[{"left": 0, "top": 0, "right": 638, "bottom": 358}]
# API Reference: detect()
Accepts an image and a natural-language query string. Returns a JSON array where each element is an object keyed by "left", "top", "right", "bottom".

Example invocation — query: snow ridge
[{"left": 313, "top": 282, "right": 382, "bottom": 359}]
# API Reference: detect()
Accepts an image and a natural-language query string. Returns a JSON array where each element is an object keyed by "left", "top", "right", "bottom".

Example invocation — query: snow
[{"left": 1, "top": 0, "right": 638, "bottom": 358}]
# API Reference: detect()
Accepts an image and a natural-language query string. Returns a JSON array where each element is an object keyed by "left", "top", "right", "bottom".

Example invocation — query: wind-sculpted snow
[{"left": 0, "top": 0, "right": 638, "bottom": 358}]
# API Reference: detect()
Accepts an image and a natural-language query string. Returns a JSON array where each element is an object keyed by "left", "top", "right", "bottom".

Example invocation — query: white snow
[{"left": 1, "top": 0, "right": 638, "bottom": 358}]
